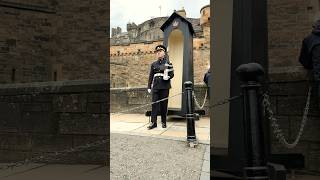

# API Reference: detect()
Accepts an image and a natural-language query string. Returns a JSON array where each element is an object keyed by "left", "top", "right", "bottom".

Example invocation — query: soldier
[
  {"left": 299, "top": 19, "right": 320, "bottom": 104},
  {"left": 203, "top": 66, "right": 211, "bottom": 98},
  {"left": 147, "top": 45, "right": 174, "bottom": 130}
]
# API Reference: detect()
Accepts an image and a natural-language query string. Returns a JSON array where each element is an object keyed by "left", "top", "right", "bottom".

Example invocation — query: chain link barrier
[
  {"left": 0, "top": 139, "right": 108, "bottom": 171},
  {"left": 209, "top": 95, "right": 242, "bottom": 109},
  {"left": 111, "top": 91, "right": 184, "bottom": 116},
  {"left": 262, "top": 86, "right": 312, "bottom": 149},
  {"left": 193, "top": 90, "right": 208, "bottom": 109}
]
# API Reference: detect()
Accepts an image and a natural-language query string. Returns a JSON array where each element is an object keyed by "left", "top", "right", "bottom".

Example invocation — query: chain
[
  {"left": 0, "top": 138, "right": 107, "bottom": 171},
  {"left": 209, "top": 95, "right": 242, "bottom": 109},
  {"left": 111, "top": 91, "right": 184, "bottom": 116},
  {"left": 193, "top": 90, "right": 207, "bottom": 109},
  {"left": 262, "top": 86, "right": 312, "bottom": 149}
]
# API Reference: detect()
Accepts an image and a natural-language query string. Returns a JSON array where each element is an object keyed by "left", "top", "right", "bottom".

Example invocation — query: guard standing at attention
[{"left": 147, "top": 45, "right": 174, "bottom": 130}]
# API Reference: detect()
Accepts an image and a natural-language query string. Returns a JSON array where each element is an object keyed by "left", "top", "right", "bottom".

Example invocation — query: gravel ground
[{"left": 110, "top": 133, "right": 207, "bottom": 180}]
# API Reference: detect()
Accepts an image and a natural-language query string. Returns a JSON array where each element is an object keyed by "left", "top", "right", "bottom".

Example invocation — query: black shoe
[
  {"left": 147, "top": 123, "right": 157, "bottom": 130},
  {"left": 162, "top": 123, "right": 167, "bottom": 128}
]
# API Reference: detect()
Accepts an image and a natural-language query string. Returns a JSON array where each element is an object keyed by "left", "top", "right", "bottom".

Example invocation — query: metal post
[
  {"left": 236, "top": 63, "right": 269, "bottom": 179},
  {"left": 184, "top": 81, "right": 197, "bottom": 145}
]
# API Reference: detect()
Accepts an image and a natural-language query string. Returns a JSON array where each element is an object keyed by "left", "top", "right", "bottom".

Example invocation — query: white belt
[{"left": 154, "top": 73, "right": 164, "bottom": 77}]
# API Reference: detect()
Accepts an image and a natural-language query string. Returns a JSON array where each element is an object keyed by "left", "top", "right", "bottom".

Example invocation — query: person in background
[
  {"left": 299, "top": 19, "right": 320, "bottom": 106},
  {"left": 203, "top": 66, "right": 211, "bottom": 98}
]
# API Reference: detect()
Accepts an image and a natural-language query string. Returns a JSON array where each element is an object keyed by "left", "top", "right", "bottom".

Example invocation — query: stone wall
[
  {"left": 267, "top": 0, "right": 317, "bottom": 78},
  {"left": 53, "top": 0, "right": 108, "bottom": 81},
  {"left": 0, "top": 79, "right": 108, "bottom": 164},
  {"left": 0, "top": 0, "right": 108, "bottom": 84},
  {"left": 110, "top": 84, "right": 209, "bottom": 115},
  {"left": 0, "top": 0, "right": 56, "bottom": 83},
  {"left": 269, "top": 78, "right": 320, "bottom": 172},
  {"left": 267, "top": 0, "right": 320, "bottom": 172}
]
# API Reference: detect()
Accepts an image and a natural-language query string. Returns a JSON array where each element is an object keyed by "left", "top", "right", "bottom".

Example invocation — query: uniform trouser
[{"left": 151, "top": 89, "right": 169, "bottom": 124}]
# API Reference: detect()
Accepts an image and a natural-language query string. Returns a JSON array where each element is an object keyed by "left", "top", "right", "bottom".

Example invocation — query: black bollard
[
  {"left": 236, "top": 63, "right": 269, "bottom": 179},
  {"left": 184, "top": 81, "right": 196, "bottom": 143}
]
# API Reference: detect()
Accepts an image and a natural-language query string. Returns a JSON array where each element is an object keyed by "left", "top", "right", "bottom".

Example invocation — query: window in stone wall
[
  {"left": 53, "top": 71, "right": 57, "bottom": 81},
  {"left": 11, "top": 68, "right": 15, "bottom": 83},
  {"left": 52, "top": 64, "right": 62, "bottom": 81}
]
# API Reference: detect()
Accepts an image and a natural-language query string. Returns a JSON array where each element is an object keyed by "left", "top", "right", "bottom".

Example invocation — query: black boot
[
  {"left": 147, "top": 122, "right": 157, "bottom": 130},
  {"left": 162, "top": 123, "right": 167, "bottom": 128}
]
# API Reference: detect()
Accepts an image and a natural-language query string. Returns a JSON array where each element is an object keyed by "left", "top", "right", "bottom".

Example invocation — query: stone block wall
[
  {"left": 267, "top": 0, "right": 317, "bottom": 76},
  {"left": 267, "top": 0, "right": 320, "bottom": 172},
  {"left": 54, "top": 0, "right": 108, "bottom": 80},
  {"left": 268, "top": 78, "right": 320, "bottom": 172},
  {"left": 0, "top": 0, "right": 56, "bottom": 83},
  {"left": 0, "top": 79, "right": 109, "bottom": 164},
  {"left": 0, "top": 0, "right": 108, "bottom": 84},
  {"left": 110, "top": 84, "right": 210, "bottom": 116}
]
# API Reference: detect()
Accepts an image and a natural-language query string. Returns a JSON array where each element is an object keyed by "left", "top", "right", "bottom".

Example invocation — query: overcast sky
[{"left": 110, "top": 0, "right": 210, "bottom": 34}]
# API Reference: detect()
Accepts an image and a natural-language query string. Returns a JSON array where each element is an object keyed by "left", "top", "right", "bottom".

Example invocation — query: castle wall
[
  {"left": 0, "top": 79, "right": 108, "bottom": 163},
  {"left": 0, "top": 0, "right": 56, "bottom": 83},
  {"left": 0, "top": 0, "right": 108, "bottom": 84},
  {"left": 268, "top": 0, "right": 316, "bottom": 81},
  {"left": 268, "top": 0, "right": 320, "bottom": 172}
]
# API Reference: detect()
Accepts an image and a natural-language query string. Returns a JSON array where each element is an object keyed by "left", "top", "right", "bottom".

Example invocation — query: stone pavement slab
[
  {"left": 110, "top": 133, "right": 208, "bottom": 180},
  {"left": 0, "top": 164, "right": 107, "bottom": 180},
  {"left": 287, "top": 175, "right": 320, "bottom": 180},
  {"left": 111, "top": 113, "right": 210, "bottom": 143}
]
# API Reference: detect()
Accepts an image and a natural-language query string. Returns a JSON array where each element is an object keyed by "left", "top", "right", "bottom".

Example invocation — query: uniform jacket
[
  {"left": 203, "top": 70, "right": 211, "bottom": 87},
  {"left": 299, "top": 21, "right": 320, "bottom": 70},
  {"left": 148, "top": 57, "right": 174, "bottom": 90}
]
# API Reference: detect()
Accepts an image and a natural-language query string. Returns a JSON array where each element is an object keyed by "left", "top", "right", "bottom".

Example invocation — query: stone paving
[
  {"left": 0, "top": 164, "right": 107, "bottom": 180},
  {"left": 110, "top": 113, "right": 210, "bottom": 144},
  {"left": 110, "top": 113, "right": 210, "bottom": 179},
  {"left": 110, "top": 133, "right": 208, "bottom": 180}
]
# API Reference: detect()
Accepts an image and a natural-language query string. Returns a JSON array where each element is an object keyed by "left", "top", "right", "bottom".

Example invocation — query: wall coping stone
[{"left": 0, "top": 79, "right": 109, "bottom": 95}]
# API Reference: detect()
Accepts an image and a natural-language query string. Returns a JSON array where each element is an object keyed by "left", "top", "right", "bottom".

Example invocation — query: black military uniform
[
  {"left": 147, "top": 45, "right": 174, "bottom": 129},
  {"left": 203, "top": 69, "right": 211, "bottom": 98}
]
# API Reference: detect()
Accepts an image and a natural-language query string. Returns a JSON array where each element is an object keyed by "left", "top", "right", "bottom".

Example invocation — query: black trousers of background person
[{"left": 151, "top": 89, "right": 169, "bottom": 124}]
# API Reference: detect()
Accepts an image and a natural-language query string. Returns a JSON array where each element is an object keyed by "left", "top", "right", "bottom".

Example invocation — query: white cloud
[{"left": 110, "top": 0, "right": 210, "bottom": 34}]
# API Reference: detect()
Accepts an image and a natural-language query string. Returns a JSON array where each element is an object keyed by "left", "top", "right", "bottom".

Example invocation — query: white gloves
[
  {"left": 163, "top": 69, "right": 169, "bottom": 80},
  {"left": 147, "top": 89, "right": 151, "bottom": 93}
]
